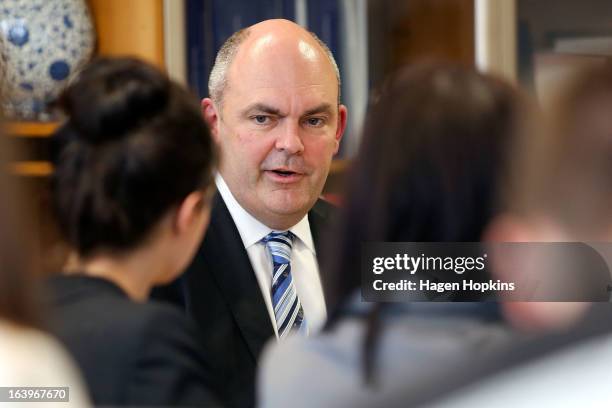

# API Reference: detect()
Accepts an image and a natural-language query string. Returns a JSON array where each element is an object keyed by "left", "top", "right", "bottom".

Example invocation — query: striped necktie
[{"left": 262, "top": 231, "right": 305, "bottom": 339}]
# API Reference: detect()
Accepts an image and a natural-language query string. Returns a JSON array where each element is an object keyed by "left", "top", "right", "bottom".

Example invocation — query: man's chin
[
  {"left": 266, "top": 202, "right": 311, "bottom": 217},
  {"left": 263, "top": 195, "right": 317, "bottom": 219}
]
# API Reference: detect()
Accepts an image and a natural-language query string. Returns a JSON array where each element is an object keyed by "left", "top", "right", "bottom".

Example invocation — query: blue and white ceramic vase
[{"left": 0, "top": 0, "right": 95, "bottom": 120}]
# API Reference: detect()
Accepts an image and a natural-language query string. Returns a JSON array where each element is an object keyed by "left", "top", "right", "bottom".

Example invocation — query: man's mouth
[
  {"left": 264, "top": 168, "right": 305, "bottom": 183},
  {"left": 271, "top": 169, "right": 297, "bottom": 177}
]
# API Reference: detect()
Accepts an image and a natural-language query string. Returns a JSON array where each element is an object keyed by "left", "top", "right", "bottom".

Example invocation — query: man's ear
[
  {"left": 333, "top": 104, "right": 348, "bottom": 155},
  {"left": 483, "top": 214, "right": 534, "bottom": 243},
  {"left": 174, "top": 191, "right": 207, "bottom": 235},
  {"left": 483, "top": 213, "right": 536, "bottom": 285},
  {"left": 202, "top": 98, "right": 221, "bottom": 142}
]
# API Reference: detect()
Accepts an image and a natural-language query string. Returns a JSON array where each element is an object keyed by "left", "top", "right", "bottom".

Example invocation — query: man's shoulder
[
  {"left": 210, "top": 192, "right": 233, "bottom": 225},
  {"left": 309, "top": 197, "right": 338, "bottom": 221},
  {"left": 308, "top": 198, "right": 338, "bottom": 251}
]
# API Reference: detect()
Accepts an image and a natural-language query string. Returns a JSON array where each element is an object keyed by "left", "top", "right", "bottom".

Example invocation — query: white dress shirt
[{"left": 216, "top": 174, "right": 327, "bottom": 337}]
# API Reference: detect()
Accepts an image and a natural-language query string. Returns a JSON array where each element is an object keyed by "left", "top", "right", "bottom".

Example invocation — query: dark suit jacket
[
  {"left": 46, "top": 275, "right": 220, "bottom": 407},
  {"left": 153, "top": 193, "right": 336, "bottom": 407}
]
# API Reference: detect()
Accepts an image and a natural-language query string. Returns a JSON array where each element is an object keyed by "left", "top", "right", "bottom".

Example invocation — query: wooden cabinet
[
  {"left": 7, "top": 122, "right": 58, "bottom": 176},
  {"left": 89, "top": 0, "right": 165, "bottom": 67}
]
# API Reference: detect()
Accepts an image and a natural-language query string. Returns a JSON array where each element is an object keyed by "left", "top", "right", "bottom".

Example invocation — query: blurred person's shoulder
[
  {"left": 258, "top": 315, "right": 368, "bottom": 408},
  {"left": 45, "top": 274, "right": 199, "bottom": 344},
  {"left": 44, "top": 274, "right": 215, "bottom": 406},
  {"left": 258, "top": 298, "right": 514, "bottom": 408},
  {"left": 0, "top": 319, "right": 91, "bottom": 407}
]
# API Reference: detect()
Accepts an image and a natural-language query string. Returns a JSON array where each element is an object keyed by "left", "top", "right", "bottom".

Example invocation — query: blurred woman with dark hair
[
  {"left": 258, "top": 63, "right": 533, "bottom": 407},
  {"left": 46, "top": 57, "right": 219, "bottom": 406},
  {"left": 0, "top": 126, "right": 90, "bottom": 406}
]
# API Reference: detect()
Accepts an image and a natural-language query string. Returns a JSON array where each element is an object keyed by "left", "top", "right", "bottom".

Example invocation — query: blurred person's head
[
  {"left": 51, "top": 57, "right": 217, "bottom": 298},
  {"left": 326, "top": 63, "right": 528, "bottom": 310},
  {"left": 507, "top": 64, "right": 612, "bottom": 238},
  {"left": 0, "top": 124, "right": 40, "bottom": 327},
  {"left": 201, "top": 19, "right": 347, "bottom": 230},
  {"left": 489, "top": 64, "right": 612, "bottom": 329}
]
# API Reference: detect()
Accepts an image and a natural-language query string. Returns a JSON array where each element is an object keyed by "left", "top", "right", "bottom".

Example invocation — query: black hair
[
  {"left": 322, "top": 63, "right": 527, "bottom": 383},
  {"left": 51, "top": 57, "right": 216, "bottom": 257}
]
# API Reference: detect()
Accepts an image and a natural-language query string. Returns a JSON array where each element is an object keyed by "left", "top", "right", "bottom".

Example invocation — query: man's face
[{"left": 207, "top": 37, "right": 346, "bottom": 229}]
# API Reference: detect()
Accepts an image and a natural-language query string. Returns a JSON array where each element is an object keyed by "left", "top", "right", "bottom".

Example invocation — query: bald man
[{"left": 155, "top": 19, "right": 347, "bottom": 407}]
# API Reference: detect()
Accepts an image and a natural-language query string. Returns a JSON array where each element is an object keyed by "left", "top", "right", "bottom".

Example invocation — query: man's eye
[
  {"left": 253, "top": 115, "right": 269, "bottom": 124},
  {"left": 305, "top": 117, "right": 324, "bottom": 127}
]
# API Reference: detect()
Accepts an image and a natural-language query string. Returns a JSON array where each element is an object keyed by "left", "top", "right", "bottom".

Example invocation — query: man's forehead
[
  {"left": 225, "top": 66, "right": 336, "bottom": 104},
  {"left": 232, "top": 78, "right": 334, "bottom": 94},
  {"left": 228, "top": 86, "right": 338, "bottom": 118}
]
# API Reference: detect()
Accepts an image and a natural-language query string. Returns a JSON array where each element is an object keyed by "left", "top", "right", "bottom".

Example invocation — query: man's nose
[{"left": 275, "top": 121, "right": 304, "bottom": 154}]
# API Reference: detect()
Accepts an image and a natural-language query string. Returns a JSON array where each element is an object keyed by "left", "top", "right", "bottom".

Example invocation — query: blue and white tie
[{"left": 263, "top": 231, "right": 305, "bottom": 339}]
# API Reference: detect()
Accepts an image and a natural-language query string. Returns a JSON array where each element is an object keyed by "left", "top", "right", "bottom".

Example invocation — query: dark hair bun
[
  {"left": 60, "top": 58, "right": 171, "bottom": 144},
  {"left": 51, "top": 57, "right": 217, "bottom": 256}
]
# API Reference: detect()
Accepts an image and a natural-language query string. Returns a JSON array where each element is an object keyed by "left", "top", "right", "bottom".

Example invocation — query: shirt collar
[{"left": 215, "top": 174, "right": 316, "bottom": 253}]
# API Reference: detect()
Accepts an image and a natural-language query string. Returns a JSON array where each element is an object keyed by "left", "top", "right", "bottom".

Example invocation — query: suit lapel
[{"left": 199, "top": 194, "right": 275, "bottom": 360}]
